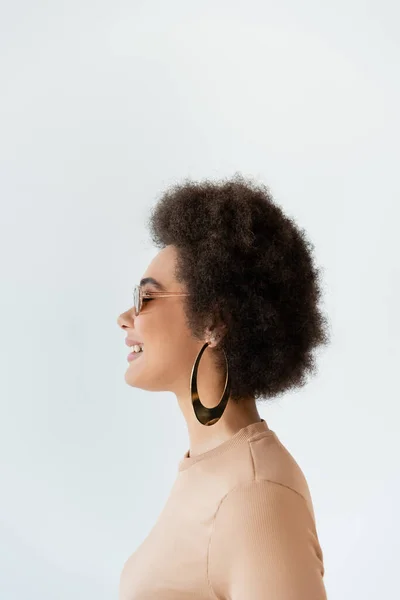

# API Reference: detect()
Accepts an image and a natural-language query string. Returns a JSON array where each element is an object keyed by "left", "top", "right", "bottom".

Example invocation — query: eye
[{"left": 142, "top": 292, "right": 153, "bottom": 304}]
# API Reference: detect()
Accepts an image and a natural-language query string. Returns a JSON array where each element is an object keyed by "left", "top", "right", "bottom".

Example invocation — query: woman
[{"left": 117, "top": 174, "right": 330, "bottom": 599}]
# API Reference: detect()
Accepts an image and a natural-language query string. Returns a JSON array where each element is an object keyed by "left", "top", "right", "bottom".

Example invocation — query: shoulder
[
  {"left": 246, "top": 429, "right": 317, "bottom": 522},
  {"left": 208, "top": 479, "right": 326, "bottom": 600},
  {"left": 212, "top": 478, "right": 316, "bottom": 537}
]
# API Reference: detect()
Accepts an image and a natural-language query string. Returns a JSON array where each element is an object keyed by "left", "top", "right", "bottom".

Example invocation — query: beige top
[{"left": 119, "top": 419, "right": 327, "bottom": 599}]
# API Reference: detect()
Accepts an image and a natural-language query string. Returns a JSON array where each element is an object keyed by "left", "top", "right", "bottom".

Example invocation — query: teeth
[{"left": 131, "top": 344, "right": 143, "bottom": 353}]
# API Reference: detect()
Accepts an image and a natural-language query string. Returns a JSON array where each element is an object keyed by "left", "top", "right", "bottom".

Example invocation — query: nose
[{"left": 117, "top": 307, "right": 135, "bottom": 329}]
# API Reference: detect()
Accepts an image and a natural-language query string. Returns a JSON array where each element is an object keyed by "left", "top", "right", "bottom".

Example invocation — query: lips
[{"left": 125, "top": 338, "right": 143, "bottom": 347}]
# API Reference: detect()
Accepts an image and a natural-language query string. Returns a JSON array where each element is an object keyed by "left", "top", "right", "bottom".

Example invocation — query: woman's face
[{"left": 117, "top": 245, "right": 203, "bottom": 393}]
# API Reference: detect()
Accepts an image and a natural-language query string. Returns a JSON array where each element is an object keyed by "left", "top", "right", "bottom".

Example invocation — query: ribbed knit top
[{"left": 119, "top": 419, "right": 327, "bottom": 599}]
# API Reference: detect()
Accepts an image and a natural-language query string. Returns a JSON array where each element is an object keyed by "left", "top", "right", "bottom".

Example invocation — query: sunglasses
[{"left": 133, "top": 284, "right": 190, "bottom": 317}]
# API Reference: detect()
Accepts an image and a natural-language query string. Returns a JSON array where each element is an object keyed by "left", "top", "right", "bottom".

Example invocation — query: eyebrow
[{"left": 140, "top": 277, "right": 167, "bottom": 292}]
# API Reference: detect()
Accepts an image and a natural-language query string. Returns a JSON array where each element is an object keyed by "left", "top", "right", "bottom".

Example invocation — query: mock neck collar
[{"left": 178, "top": 419, "right": 270, "bottom": 471}]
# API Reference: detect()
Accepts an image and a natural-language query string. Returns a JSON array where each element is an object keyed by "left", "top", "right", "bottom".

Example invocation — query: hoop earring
[{"left": 190, "top": 340, "right": 231, "bottom": 426}]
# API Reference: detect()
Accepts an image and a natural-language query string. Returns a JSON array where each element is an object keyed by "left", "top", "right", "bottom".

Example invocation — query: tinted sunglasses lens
[{"left": 133, "top": 286, "right": 140, "bottom": 315}]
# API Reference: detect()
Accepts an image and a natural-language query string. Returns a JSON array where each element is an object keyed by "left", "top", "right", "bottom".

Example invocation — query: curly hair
[{"left": 146, "top": 173, "right": 330, "bottom": 405}]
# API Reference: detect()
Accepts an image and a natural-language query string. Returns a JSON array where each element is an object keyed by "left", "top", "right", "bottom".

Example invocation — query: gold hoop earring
[{"left": 190, "top": 340, "right": 231, "bottom": 426}]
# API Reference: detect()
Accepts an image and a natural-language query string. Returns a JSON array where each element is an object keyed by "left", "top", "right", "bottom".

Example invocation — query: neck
[{"left": 175, "top": 366, "right": 261, "bottom": 458}]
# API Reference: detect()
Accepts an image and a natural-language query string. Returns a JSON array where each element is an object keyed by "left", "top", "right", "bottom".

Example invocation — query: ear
[
  {"left": 205, "top": 324, "right": 227, "bottom": 347},
  {"left": 204, "top": 306, "right": 228, "bottom": 346}
]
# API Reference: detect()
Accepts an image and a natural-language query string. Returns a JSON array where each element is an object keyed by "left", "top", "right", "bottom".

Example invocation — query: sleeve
[{"left": 208, "top": 479, "right": 327, "bottom": 600}]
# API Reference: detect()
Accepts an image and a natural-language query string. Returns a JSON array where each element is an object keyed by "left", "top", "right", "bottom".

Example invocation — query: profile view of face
[{"left": 117, "top": 245, "right": 202, "bottom": 394}]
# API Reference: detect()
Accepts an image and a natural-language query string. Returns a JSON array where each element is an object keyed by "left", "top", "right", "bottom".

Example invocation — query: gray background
[{"left": 1, "top": 1, "right": 399, "bottom": 598}]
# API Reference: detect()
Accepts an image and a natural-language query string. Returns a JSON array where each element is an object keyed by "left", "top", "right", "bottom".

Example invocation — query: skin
[{"left": 117, "top": 244, "right": 261, "bottom": 458}]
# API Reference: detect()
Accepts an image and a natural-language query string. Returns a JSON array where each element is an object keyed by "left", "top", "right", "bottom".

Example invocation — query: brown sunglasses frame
[{"left": 133, "top": 284, "right": 190, "bottom": 316}]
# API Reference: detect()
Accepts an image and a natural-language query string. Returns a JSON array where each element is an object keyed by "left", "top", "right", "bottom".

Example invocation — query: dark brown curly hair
[{"left": 146, "top": 173, "right": 330, "bottom": 405}]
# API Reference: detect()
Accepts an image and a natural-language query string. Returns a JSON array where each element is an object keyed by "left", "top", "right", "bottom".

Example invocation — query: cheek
[
  {"left": 140, "top": 304, "right": 195, "bottom": 355},
  {"left": 147, "top": 326, "right": 194, "bottom": 362},
  {"left": 131, "top": 314, "right": 146, "bottom": 339}
]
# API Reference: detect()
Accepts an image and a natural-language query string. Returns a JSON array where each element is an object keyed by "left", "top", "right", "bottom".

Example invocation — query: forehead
[{"left": 141, "top": 245, "right": 177, "bottom": 284}]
